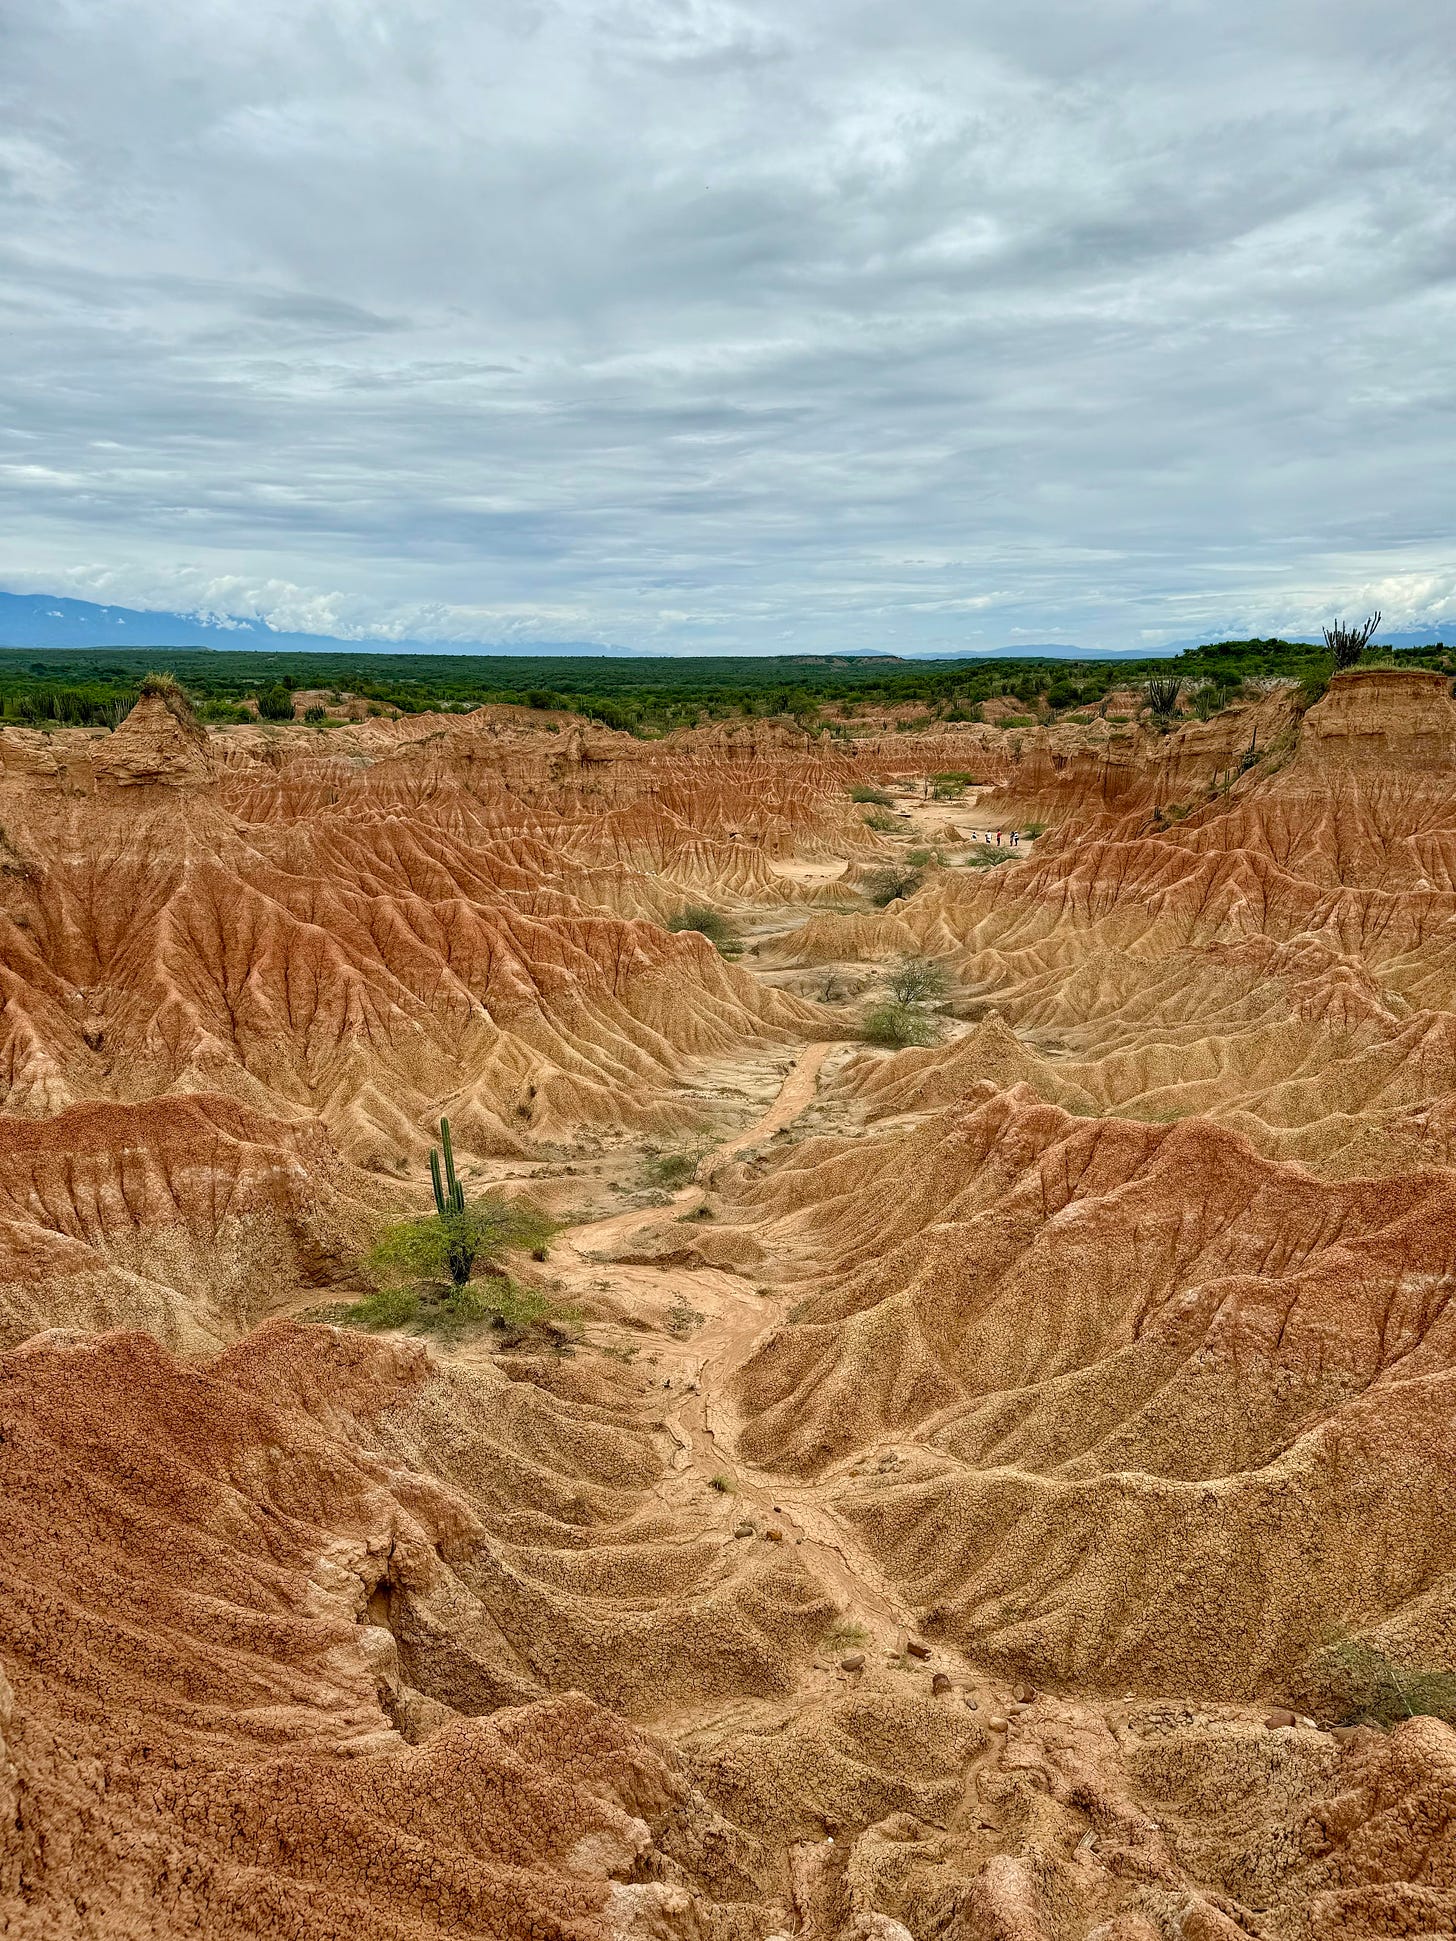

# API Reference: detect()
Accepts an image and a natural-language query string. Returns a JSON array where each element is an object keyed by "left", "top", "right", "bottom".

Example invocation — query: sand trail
[{"left": 553, "top": 1038, "right": 935, "bottom": 1679}]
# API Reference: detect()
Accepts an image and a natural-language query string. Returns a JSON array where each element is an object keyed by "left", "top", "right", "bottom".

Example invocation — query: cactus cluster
[{"left": 430, "top": 1116, "right": 466, "bottom": 1219}]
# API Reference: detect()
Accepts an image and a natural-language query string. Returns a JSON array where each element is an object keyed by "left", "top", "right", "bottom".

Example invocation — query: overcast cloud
[{"left": 1, "top": 0, "right": 1453, "bottom": 652}]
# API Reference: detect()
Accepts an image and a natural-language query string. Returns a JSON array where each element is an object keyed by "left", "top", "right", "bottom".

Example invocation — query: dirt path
[
  {"left": 556, "top": 1039, "right": 836, "bottom": 1255},
  {"left": 697, "top": 1037, "right": 836, "bottom": 1175},
  {"left": 554, "top": 1040, "right": 942, "bottom": 1678}
]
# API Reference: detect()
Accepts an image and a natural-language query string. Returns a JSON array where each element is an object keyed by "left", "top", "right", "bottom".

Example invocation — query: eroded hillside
[{"left": 2, "top": 672, "right": 1454, "bottom": 1940}]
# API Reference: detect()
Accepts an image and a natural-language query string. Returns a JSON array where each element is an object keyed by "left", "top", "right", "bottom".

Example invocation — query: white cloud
[{"left": 0, "top": 0, "right": 1451, "bottom": 651}]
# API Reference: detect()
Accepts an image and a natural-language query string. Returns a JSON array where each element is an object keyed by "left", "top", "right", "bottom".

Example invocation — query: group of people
[{"left": 971, "top": 828, "right": 1024, "bottom": 846}]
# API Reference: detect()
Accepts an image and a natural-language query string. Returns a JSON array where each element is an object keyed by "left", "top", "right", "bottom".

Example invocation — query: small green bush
[
  {"left": 137, "top": 670, "right": 191, "bottom": 705},
  {"left": 334, "top": 1275, "right": 565, "bottom": 1342},
  {"left": 862, "top": 1001, "right": 938, "bottom": 1049},
  {"left": 471, "top": 1277, "right": 554, "bottom": 1331},
  {"left": 666, "top": 906, "right": 742, "bottom": 957},
  {"left": 850, "top": 784, "right": 894, "bottom": 805},
  {"left": 1309, "top": 1636, "right": 1456, "bottom": 1727},
  {"left": 366, "top": 1195, "right": 558, "bottom": 1295},
  {"left": 865, "top": 865, "right": 922, "bottom": 906},
  {"left": 823, "top": 1618, "right": 870, "bottom": 1651},
  {"left": 134, "top": 671, "right": 204, "bottom": 732},
  {"left": 1298, "top": 670, "right": 1331, "bottom": 710},
  {"left": 862, "top": 809, "right": 899, "bottom": 832},
  {"left": 642, "top": 1148, "right": 704, "bottom": 1188},
  {"left": 339, "top": 1287, "right": 420, "bottom": 1330},
  {"left": 887, "top": 957, "right": 951, "bottom": 1004},
  {"left": 256, "top": 682, "right": 295, "bottom": 721}
]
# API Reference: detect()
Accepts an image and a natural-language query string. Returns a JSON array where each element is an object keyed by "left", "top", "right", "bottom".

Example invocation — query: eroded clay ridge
[
  {"left": 1, "top": 670, "right": 1454, "bottom": 1938},
  {"left": 5, "top": 1321, "right": 1453, "bottom": 1940}
]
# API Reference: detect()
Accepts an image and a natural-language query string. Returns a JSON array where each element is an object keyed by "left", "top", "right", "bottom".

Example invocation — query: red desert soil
[{"left": 2, "top": 671, "right": 1455, "bottom": 1938}]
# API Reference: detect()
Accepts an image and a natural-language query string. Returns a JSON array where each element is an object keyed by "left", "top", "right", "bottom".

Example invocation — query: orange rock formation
[{"left": 1, "top": 671, "right": 1454, "bottom": 1938}]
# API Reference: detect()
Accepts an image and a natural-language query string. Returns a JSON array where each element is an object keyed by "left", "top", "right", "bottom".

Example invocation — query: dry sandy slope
[
  {"left": 2, "top": 673, "right": 1456, "bottom": 1937},
  {"left": 6, "top": 1318, "right": 1455, "bottom": 1940},
  {"left": 785, "top": 671, "right": 1456, "bottom": 1175},
  {"left": 0, "top": 697, "right": 868, "bottom": 1160}
]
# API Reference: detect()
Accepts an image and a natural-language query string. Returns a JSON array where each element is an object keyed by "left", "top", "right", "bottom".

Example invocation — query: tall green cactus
[{"left": 430, "top": 1116, "right": 466, "bottom": 1219}]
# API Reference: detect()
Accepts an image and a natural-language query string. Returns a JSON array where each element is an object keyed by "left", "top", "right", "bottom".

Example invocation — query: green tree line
[{"left": 0, "top": 636, "right": 1448, "bottom": 737}]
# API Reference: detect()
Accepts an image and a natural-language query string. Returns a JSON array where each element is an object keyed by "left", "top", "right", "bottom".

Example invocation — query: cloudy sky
[{"left": 1, "top": 0, "right": 1452, "bottom": 653}]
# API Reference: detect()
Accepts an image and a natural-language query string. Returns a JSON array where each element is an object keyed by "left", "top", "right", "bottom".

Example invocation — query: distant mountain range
[
  {"left": 0, "top": 592, "right": 1124, "bottom": 659},
  {"left": 0, "top": 588, "right": 1447, "bottom": 662},
  {"left": 0, "top": 591, "right": 618, "bottom": 660}
]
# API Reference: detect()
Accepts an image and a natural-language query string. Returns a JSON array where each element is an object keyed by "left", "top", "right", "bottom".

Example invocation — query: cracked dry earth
[{"left": 3, "top": 670, "right": 1456, "bottom": 1939}]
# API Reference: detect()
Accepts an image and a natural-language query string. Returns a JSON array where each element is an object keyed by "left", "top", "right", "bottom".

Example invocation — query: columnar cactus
[{"left": 430, "top": 1116, "right": 466, "bottom": 1219}]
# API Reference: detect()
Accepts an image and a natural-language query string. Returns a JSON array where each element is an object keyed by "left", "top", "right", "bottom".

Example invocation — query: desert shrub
[
  {"left": 337, "top": 1287, "right": 420, "bottom": 1331},
  {"left": 1295, "top": 672, "right": 1329, "bottom": 711},
  {"left": 136, "top": 669, "right": 203, "bottom": 731},
  {"left": 256, "top": 682, "right": 295, "bottom": 721},
  {"left": 865, "top": 864, "right": 922, "bottom": 906},
  {"left": 931, "top": 771, "right": 978, "bottom": 798},
  {"left": 850, "top": 784, "right": 894, "bottom": 805},
  {"left": 367, "top": 1122, "right": 557, "bottom": 1297},
  {"left": 642, "top": 1147, "right": 704, "bottom": 1188},
  {"left": 666, "top": 1299, "right": 706, "bottom": 1338},
  {"left": 460, "top": 1277, "right": 553, "bottom": 1331},
  {"left": 708, "top": 1474, "right": 734, "bottom": 1493},
  {"left": 666, "top": 906, "right": 742, "bottom": 957},
  {"left": 339, "top": 1275, "right": 562, "bottom": 1342},
  {"left": 0, "top": 684, "right": 129, "bottom": 729},
  {"left": 998, "top": 714, "right": 1036, "bottom": 728},
  {"left": 303, "top": 704, "right": 326, "bottom": 723},
  {"left": 1023, "top": 822, "right": 1047, "bottom": 838},
  {"left": 887, "top": 956, "right": 952, "bottom": 1004},
  {"left": 137, "top": 670, "right": 188, "bottom": 702},
  {"left": 862, "top": 1001, "right": 938, "bottom": 1049},
  {"left": 862, "top": 808, "right": 899, "bottom": 832},
  {"left": 1188, "top": 685, "right": 1218, "bottom": 720},
  {"left": 962, "top": 845, "right": 1013, "bottom": 869},
  {"left": 823, "top": 1619, "right": 870, "bottom": 1651},
  {"left": 332, "top": 1274, "right": 553, "bottom": 1334},
  {"left": 367, "top": 1196, "right": 557, "bottom": 1293},
  {"left": 1308, "top": 1635, "right": 1456, "bottom": 1727}
]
